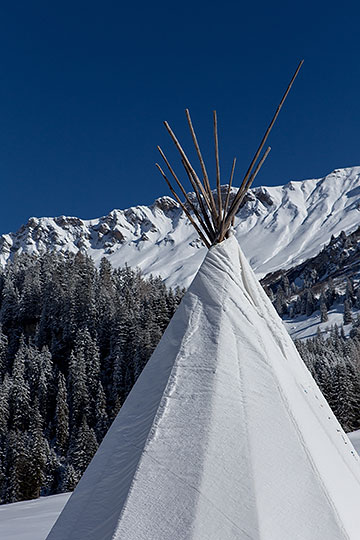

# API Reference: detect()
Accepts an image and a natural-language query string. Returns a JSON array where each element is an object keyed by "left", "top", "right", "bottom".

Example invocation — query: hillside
[{"left": 262, "top": 224, "right": 360, "bottom": 339}]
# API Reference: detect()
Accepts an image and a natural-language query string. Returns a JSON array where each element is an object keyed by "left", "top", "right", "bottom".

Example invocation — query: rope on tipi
[{"left": 156, "top": 60, "right": 303, "bottom": 248}]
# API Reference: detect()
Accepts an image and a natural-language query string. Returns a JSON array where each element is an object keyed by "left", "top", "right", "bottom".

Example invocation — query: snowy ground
[
  {"left": 284, "top": 305, "right": 359, "bottom": 341},
  {"left": 0, "top": 493, "right": 70, "bottom": 540}
]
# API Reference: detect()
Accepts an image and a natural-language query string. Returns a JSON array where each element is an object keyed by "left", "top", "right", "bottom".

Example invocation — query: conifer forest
[
  {"left": 0, "top": 252, "right": 360, "bottom": 504},
  {"left": 0, "top": 252, "right": 183, "bottom": 503}
]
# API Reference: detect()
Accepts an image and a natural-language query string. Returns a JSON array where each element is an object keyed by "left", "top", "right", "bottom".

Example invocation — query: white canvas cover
[{"left": 47, "top": 236, "right": 360, "bottom": 540}]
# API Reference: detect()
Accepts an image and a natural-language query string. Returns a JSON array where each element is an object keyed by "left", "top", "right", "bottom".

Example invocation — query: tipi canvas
[
  {"left": 47, "top": 235, "right": 360, "bottom": 539},
  {"left": 47, "top": 63, "right": 360, "bottom": 539}
]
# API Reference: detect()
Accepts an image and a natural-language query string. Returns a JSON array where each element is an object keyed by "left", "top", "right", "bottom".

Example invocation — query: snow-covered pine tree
[
  {"left": 24, "top": 399, "right": 47, "bottom": 499},
  {"left": 55, "top": 372, "right": 69, "bottom": 456},
  {"left": 68, "top": 416, "right": 98, "bottom": 476},
  {"left": 0, "top": 326, "right": 8, "bottom": 380},
  {"left": 94, "top": 382, "right": 108, "bottom": 442},
  {"left": 344, "top": 299, "right": 353, "bottom": 325},
  {"left": 320, "top": 300, "right": 329, "bottom": 323}
]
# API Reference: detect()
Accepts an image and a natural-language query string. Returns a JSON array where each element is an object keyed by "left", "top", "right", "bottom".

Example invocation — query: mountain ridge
[{"left": 2, "top": 166, "right": 360, "bottom": 288}]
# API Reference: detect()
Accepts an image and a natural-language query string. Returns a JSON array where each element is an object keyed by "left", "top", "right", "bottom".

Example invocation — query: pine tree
[
  {"left": 275, "top": 285, "right": 287, "bottom": 316},
  {"left": 72, "top": 253, "right": 97, "bottom": 334},
  {"left": 23, "top": 341, "right": 41, "bottom": 400},
  {"left": 330, "top": 360, "right": 358, "bottom": 432},
  {"left": 0, "top": 326, "right": 8, "bottom": 379},
  {"left": 0, "top": 278, "right": 20, "bottom": 356},
  {"left": 24, "top": 400, "right": 46, "bottom": 499},
  {"left": 18, "top": 268, "right": 42, "bottom": 335},
  {"left": 76, "top": 328, "right": 101, "bottom": 403},
  {"left": 110, "top": 338, "right": 127, "bottom": 409},
  {"left": 99, "top": 257, "right": 114, "bottom": 290},
  {"left": 68, "top": 350, "right": 90, "bottom": 431},
  {"left": 69, "top": 417, "right": 98, "bottom": 476},
  {"left": 344, "top": 299, "right": 353, "bottom": 325},
  {"left": 5, "top": 430, "right": 30, "bottom": 502},
  {"left": 0, "top": 375, "right": 10, "bottom": 503},
  {"left": 41, "top": 441, "right": 59, "bottom": 496},
  {"left": 94, "top": 382, "right": 108, "bottom": 442},
  {"left": 55, "top": 372, "right": 69, "bottom": 456},
  {"left": 282, "top": 275, "right": 290, "bottom": 298},
  {"left": 320, "top": 301, "right": 328, "bottom": 323},
  {"left": 300, "top": 291, "right": 307, "bottom": 315},
  {"left": 11, "top": 343, "right": 31, "bottom": 432},
  {"left": 305, "top": 289, "right": 315, "bottom": 317},
  {"left": 327, "top": 278, "right": 336, "bottom": 307},
  {"left": 345, "top": 278, "right": 354, "bottom": 305},
  {"left": 60, "top": 463, "right": 79, "bottom": 492},
  {"left": 0, "top": 374, "right": 11, "bottom": 438}
]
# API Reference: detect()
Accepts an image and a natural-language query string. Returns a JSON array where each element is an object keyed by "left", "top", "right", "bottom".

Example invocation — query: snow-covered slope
[
  {"left": 46, "top": 236, "right": 360, "bottom": 540},
  {"left": 1, "top": 167, "right": 360, "bottom": 288},
  {"left": 0, "top": 493, "right": 70, "bottom": 540}
]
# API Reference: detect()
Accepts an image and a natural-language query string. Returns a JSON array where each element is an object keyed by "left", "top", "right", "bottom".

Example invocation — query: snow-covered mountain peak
[{"left": 1, "top": 166, "right": 360, "bottom": 288}]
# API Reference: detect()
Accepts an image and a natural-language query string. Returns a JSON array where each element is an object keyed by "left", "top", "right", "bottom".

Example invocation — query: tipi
[{"left": 46, "top": 62, "right": 360, "bottom": 540}]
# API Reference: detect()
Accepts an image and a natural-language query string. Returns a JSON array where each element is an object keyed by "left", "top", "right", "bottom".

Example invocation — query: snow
[
  {"left": 284, "top": 305, "right": 360, "bottom": 340},
  {"left": 46, "top": 236, "right": 360, "bottom": 540},
  {"left": 2, "top": 167, "right": 360, "bottom": 288},
  {"left": 349, "top": 430, "right": 360, "bottom": 455},
  {"left": 0, "top": 493, "right": 70, "bottom": 540}
]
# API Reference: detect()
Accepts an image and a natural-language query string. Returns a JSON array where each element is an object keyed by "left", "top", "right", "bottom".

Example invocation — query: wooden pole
[
  {"left": 155, "top": 163, "right": 211, "bottom": 248},
  {"left": 213, "top": 111, "right": 222, "bottom": 225},
  {"left": 163, "top": 121, "right": 218, "bottom": 223},
  {"left": 181, "top": 159, "right": 216, "bottom": 242},
  {"left": 185, "top": 109, "right": 218, "bottom": 225},
  {"left": 225, "top": 60, "right": 303, "bottom": 224},
  {"left": 223, "top": 158, "right": 236, "bottom": 218},
  {"left": 157, "top": 60, "right": 303, "bottom": 247},
  {"left": 243, "top": 146, "right": 271, "bottom": 194},
  {"left": 218, "top": 157, "right": 236, "bottom": 242},
  {"left": 157, "top": 146, "right": 215, "bottom": 242},
  {"left": 224, "top": 146, "right": 271, "bottom": 229}
]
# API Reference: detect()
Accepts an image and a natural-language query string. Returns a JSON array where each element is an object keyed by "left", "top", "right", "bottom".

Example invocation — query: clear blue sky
[{"left": 1, "top": 1, "right": 359, "bottom": 233}]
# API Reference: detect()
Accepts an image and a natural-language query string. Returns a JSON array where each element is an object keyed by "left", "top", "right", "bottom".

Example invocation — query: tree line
[
  {"left": 296, "top": 324, "right": 360, "bottom": 433},
  {"left": 267, "top": 271, "right": 360, "bottom": 325},
  {"left": 0, "top": 252, "right": 183, "bottom": 503},
  {"left": 264, "top": 227, "right": 360, "bottom": 324}
]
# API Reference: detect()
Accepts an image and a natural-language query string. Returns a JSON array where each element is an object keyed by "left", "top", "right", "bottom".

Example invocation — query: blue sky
[{"left": 0, "top": 1, "right": 360, "bottom": 233}]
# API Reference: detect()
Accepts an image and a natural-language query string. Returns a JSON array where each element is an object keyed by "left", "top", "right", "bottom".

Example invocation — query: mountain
[
  {"left": 262, "top": 223, "right": 360, "bottom": 340},
  {"left": 1, "top": 166, "right": 360, "bottom": 288}
]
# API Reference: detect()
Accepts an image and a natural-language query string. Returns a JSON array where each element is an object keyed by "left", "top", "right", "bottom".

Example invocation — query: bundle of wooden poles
[{"left": 156, "top": 60, "right": 303, "bottom": 248}]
